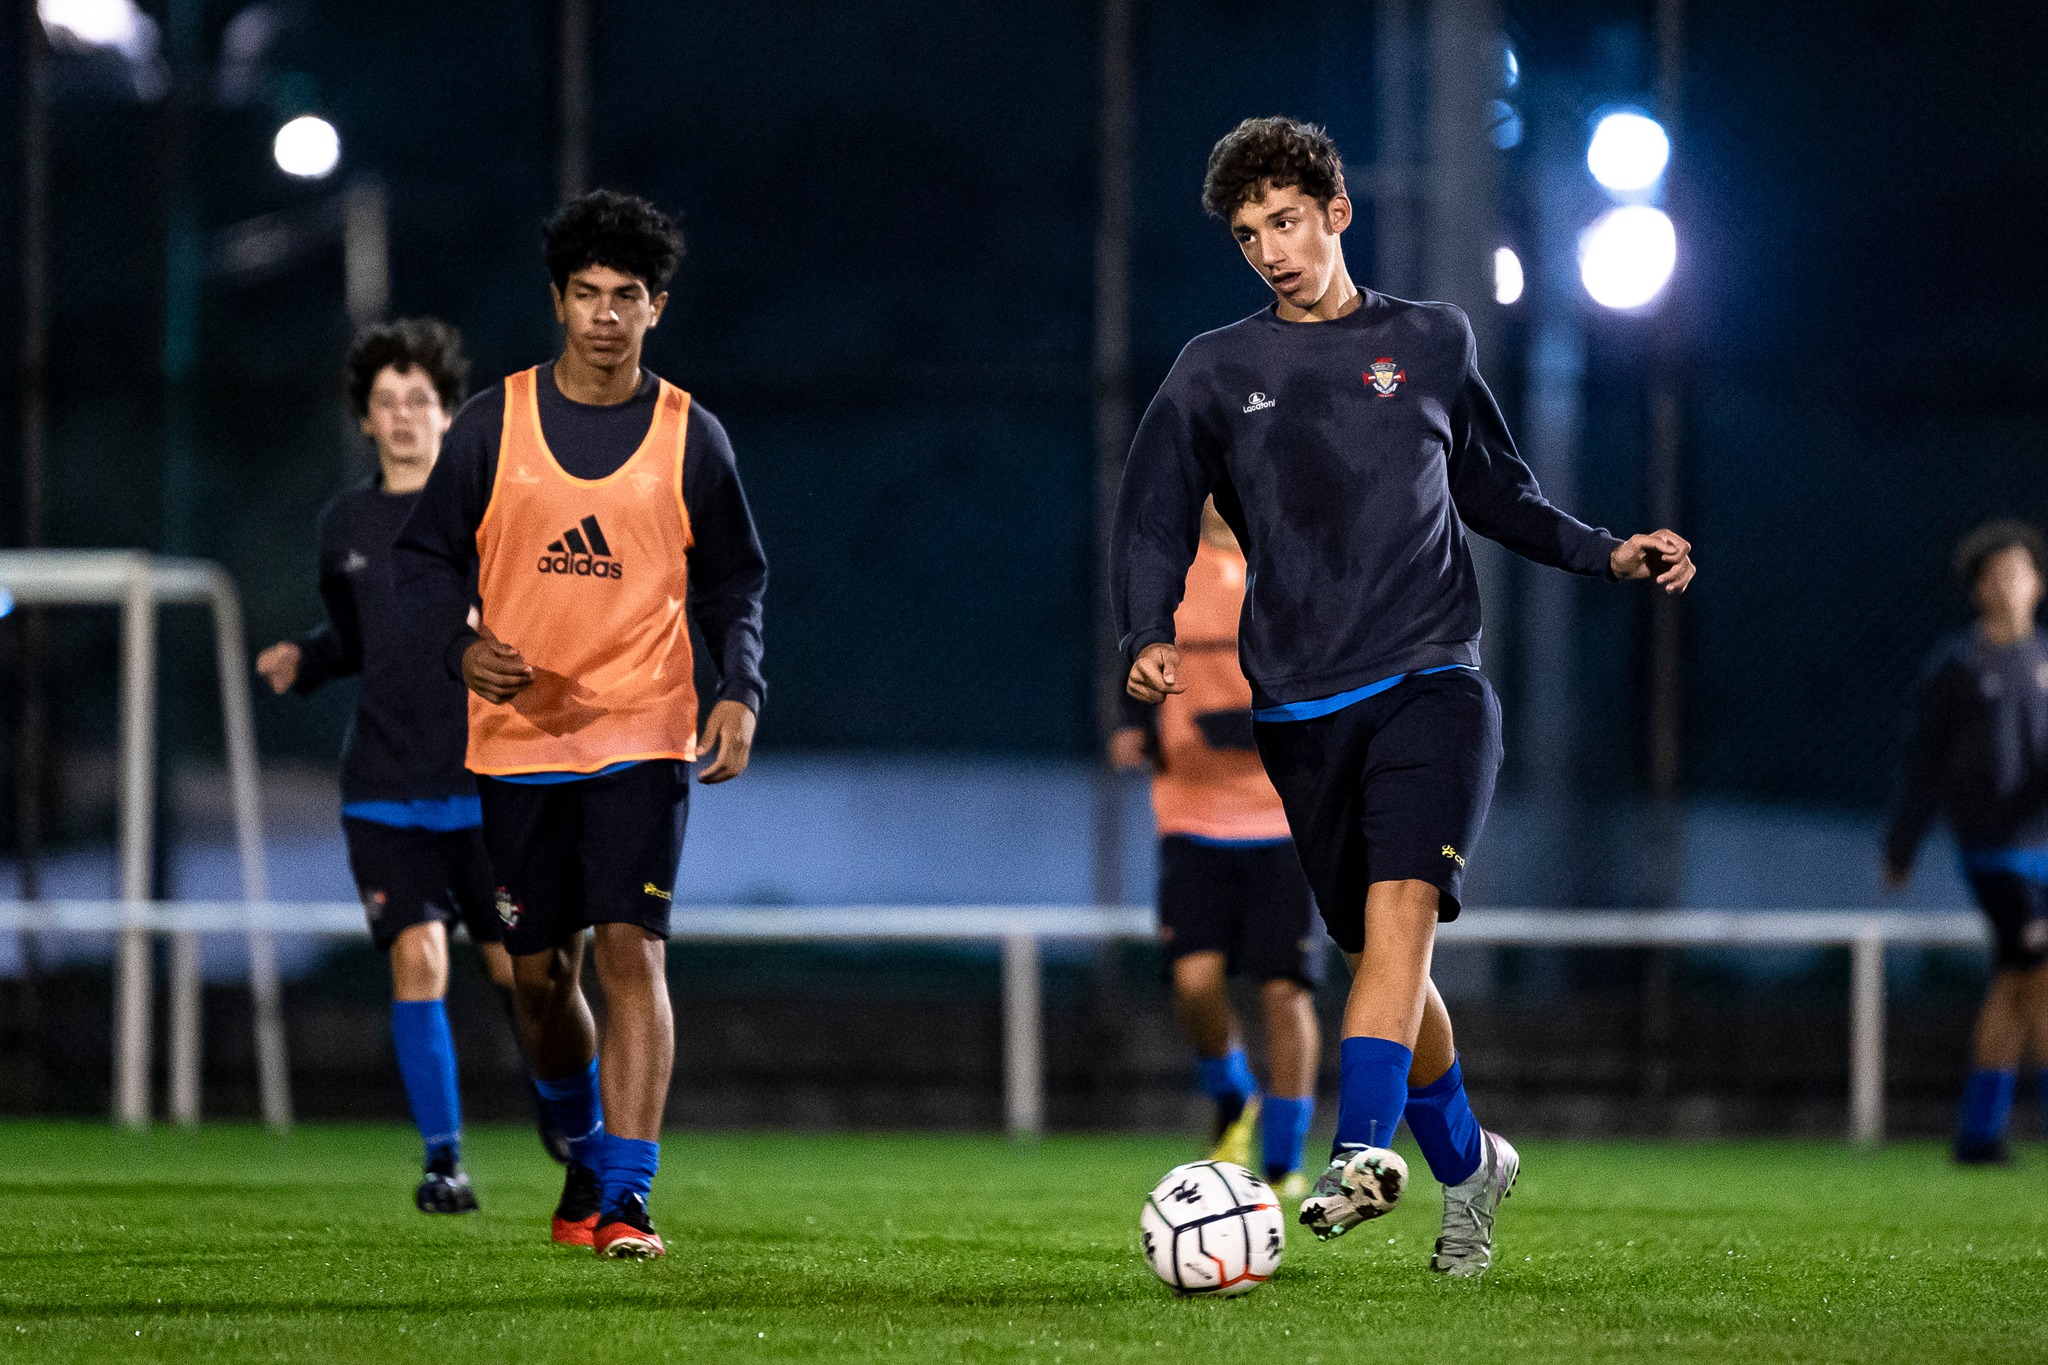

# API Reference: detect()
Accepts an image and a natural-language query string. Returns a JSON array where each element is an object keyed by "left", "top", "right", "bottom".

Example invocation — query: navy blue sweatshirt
[
  {"left": 291, "top": 479, "right": 476, "bottom": 804},
  {"left": 1884, "top": 630, "right": 2048, "bottom": 868},
  {"left": 393, "top": 364, "right": 768, "bottom": 715},
  {"left": 1111, "top": 295, "right": 1621, "bottom": 707}
]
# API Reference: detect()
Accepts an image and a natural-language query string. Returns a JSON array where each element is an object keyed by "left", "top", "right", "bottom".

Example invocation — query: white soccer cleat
[
  {"left": 1297, "top": 1145, "right": 1408, "bottom": 1241},
  {"left": 1429, "top": 1130, "right": 1519, "bottom": 1278}
]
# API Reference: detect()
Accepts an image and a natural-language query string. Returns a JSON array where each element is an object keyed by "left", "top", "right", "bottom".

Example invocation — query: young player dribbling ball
[
  {"left": 1885, "top": 521, "right": 2048, "bottom": 1165},
  {"left": 1110, "top": 498, "right": 1323, "bottom": 1198},
  {"left": 1111, "top": 117, "right": 1695, "bottom": 1276},
  {"left": 397, "top": 190, "right": 769, "bottom": 1259},
  {"left": 258, "top": 318, "right": 564, "bottom": 1213}
]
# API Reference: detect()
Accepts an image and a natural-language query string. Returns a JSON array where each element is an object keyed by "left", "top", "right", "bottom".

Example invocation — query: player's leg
[
  {"left": 579, "top": 762, "right": 688, "bottom": 1259},
  {"left": 447, "top": 827, "right": 571, "bottom": 1164},
  {"left": 1957, "top": 873, "right": 2039, "bottom": 1163},
  {"left": 1159, "top": 836, "right": 1260, "bottom": 1161},
  {"left": 344, "top": 817, "right": 478, "bottom": 1213},
  {"left": 1244, "top": 841, "right": 1323, "bottom": 1195},
  {"left": 1173, "top": 951, "right": 1259, "bottom": 1161},
  {"left": 478, "top": 776, "right": 608, "bottom": 1243}
]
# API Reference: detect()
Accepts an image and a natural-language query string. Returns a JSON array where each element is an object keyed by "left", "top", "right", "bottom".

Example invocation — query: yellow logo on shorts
[
  {"left": 1441, "top": 845, "right": 1466, "bottom": 868},
  {"left": 642, "top": 882, "right": 673, "bottom": 901}
]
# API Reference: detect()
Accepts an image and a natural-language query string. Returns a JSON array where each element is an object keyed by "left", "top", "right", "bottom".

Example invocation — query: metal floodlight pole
[
  {"left": 17, "top": 0, "right": 51, "bottom": 914},
  {"left": 1090, "top": 0, "right": 1135, "bottom": 908},
  {"left": 1647, "top": 0, "right": 1686, "bottom": 815},
  {"left": 560, "top": 0, "right": 591, "bottom": 201}
]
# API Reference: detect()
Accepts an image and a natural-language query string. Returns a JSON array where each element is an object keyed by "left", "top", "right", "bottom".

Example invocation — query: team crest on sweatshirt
[{"left": 1366, "top": 358, "right": 1406, "bottom": 397}]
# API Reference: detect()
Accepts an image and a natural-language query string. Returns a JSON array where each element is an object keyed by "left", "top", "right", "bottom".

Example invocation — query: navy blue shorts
[
  {"left": 1967, "top": 871, "right": 2048, "bottom": 971},
  {"left": 341, "top": 818, "right": 501, "bottom": 953},
  {"left": 1157, "top": 836, "right": 1326, "bottom": 988},
  {"left": 1253, "top": 668, "right": 1502, "bottom": 953},
  {"left": 476, "top": 761, "right": 689, "bottom": 957}
]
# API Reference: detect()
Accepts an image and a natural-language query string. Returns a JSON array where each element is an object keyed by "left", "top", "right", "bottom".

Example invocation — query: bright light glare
[
  {"left": 38, "top": 0, "right": 143, "bottom": 50},
  {"left": 273, "top": 116, "right": 341, "bottom": 179},
  {"left": 1493, "top": 247, "right": 1525, "bottom": 306},
  {"left": 1586, "top": 110, "right": 1670, "bottom": 193},
  {"left": 0, "top": 588, "right": 14, "bottom": 620},
  {"left": 1578, "top": 206, "right": 1676, "bottom": 310}
]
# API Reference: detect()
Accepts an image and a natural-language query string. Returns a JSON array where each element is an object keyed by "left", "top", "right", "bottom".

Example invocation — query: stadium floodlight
[
  {"left": 1493, "top": 247, "right": 1525, "bottom": 306},
  {"left": 1586, "top": 109, "right": 1670, "bottom": 195},
  {"left": 37, "top": 0, "right": 146, "bottom": 51},
  {"left": 273, "top": 115, "right": 341, "bottom": 179},
  {"left": 1578, "top": 205, "right": 1677, "bottom": 311}
]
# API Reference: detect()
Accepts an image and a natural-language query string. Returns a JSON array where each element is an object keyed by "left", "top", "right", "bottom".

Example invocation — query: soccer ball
[{"left": 1139, "top": 1160, "right": 1284, "bottom": 1297}]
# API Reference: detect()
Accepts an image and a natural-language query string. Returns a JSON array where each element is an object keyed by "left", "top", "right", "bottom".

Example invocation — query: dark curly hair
[
  {"left": 1954, "top": 518, "right": 2047, "bottom": 589},
  {"left": 1202, "top": 116, "right": 1347, "bottom": 220},
  {"left": 344, "top": 317, "right": 469, "bottom": 419},
  {"left": 544, "top": 189, "right": 685, "bottom": 293}
]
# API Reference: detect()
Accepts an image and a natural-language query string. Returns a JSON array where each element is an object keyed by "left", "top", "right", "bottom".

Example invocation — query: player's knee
[{"left": 1170, "top": 952, "right": 1227, "bottom": 1001}]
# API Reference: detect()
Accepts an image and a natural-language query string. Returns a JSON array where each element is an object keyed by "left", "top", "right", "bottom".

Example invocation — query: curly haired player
[
  {"left": 259, "top": 318, "right": 566, "bottom": 1213},
  {"left": 1111, "top": 117, "right": 1695, "bottom": 1276},
  {"left": 396, "top": 191, "right": 768, "bottom": 1259}
]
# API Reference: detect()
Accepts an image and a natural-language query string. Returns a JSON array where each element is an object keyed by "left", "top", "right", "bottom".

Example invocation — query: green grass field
[{"left": 3, "top": 1122, "right": 2047, "bottom": 1364}]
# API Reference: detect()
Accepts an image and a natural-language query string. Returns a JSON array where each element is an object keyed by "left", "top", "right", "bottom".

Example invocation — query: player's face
[
  {"left": 359, "top": 365, "right": 449, "bottom": 469},
  {"left": 553, "top": 265, "right": 667, "bottom": 372},
  {"left": 1229, "top": 183, "right": 1353, "bottom": 313},
  {"left": 1976, "top": 545, "right": 2044, "bottom": 622}
]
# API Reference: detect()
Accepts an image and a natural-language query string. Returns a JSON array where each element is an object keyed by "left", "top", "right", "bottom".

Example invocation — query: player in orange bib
[
  {"left": 396, "top": 191, "right": 767, "bottom": 1260},
  {"left": 1111, "top": 499, "right": 1323, "bottom": 1199}
]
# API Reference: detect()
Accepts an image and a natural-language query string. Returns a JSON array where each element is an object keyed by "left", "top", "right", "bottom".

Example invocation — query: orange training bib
[
  {"left": 1152, "top": 541, "right": 1291, "bottom": 842},
  {"left": 468, "top": 367, "right": 699, "bottom": 774}
]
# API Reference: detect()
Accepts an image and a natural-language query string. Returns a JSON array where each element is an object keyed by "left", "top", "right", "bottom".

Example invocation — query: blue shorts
[{"left": 1252, "top": 668, "right": 1502, "bottom": 952}]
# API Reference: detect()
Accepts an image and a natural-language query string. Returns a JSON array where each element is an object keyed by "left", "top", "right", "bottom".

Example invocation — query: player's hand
[
  {"left": 462, "top": 638, "right": 534, "bottom": 703},
  {"left": 696, "top": 699, "right": 757, "bottom": 784},
  {"left": 1108, "top": 726, "right": 1151, "bottom": 771},
  {"left": 1882, "top": 858, "right": 1911, "bottom": 893},
  {"left": 1126, "top": 643, "right": 1185, "bottom": 704},
  {"left": 255, "top": 641, "right": 301, "bottom": 695},
  {"left": 1611, "top": 530, "right": 1697, "bottom": 594}
]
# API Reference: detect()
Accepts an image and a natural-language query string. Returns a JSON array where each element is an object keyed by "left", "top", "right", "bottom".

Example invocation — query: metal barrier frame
[
  {"left": 0, "top": 550, "right": 288, "bottom": 1131},
  {"left": 0, "top": 901, "right": 1985, "bottom": 1144}
]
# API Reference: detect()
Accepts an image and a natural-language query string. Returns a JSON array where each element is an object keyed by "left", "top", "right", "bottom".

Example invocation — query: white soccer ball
[{"left": 1139, "top": 1160, "right": 1285, "bottom": 1297}]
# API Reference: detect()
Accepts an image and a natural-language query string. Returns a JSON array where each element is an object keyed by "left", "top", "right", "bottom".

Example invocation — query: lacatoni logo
[
  {"left": 537, "top": 515, "right": 623, "bottom": 579},
  {"left": 1243, "top": 391, "right": 1276, "bottom": 413}
]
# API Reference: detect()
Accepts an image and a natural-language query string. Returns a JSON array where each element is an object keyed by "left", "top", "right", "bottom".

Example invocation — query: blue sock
[
  {"left": 1261, "top": 1095, "right": 1314, "bottom": 1180},
  {"left": 1334, "top": 1036, "right": 1412, "bottom": 1156},
  {"left": 599, "top": 1135, "right": 660, "bottom": 1213},
  {"left": 1958, "top": 1068, "right": 2017, "bottom": 1145},
  {"left": 1197, "top": 1047, "right": 1258, "bottom": 1126},
  {"left": 390, "top": 1000, "right": 461, "bottom": 1165},
  {"left": 1405, "top": 1056, "right": 1484, "bottom": 1186},
  {"left": 533, "top": 1057, "right": 606, "bottom": 1171}
]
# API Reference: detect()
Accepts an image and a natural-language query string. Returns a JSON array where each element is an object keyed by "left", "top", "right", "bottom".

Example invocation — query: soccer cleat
[
  {"left": 1297, "top": 1144, "right": 1408, "bottom": 1241},
  {"left": 551, "top": 1162, "right": 603, "bottom": 1246},
  {"left": 1208, "top": 1093, "right": 1261, "bottom": 1170},
  {"left": 593, "top": 1193, "right": 666, "bottom": 1260},
  {"left": 1954, "top": 1136, "right": 2014, "bottom": 1167},
  {"left": 1273, "top": 1170, "right": 1311, "bottom": 1202},
  {"left": 414, "top": 1155, "right": 479, "bottom": 1215},
  {"left": 1429, "top": 1130, "right": 1519, "bottom": 1278}
]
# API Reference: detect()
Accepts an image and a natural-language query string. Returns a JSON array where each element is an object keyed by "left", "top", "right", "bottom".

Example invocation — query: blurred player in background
[
  {"left": 1110, "top": 498, "right": 1322, "bottom": 1199},
  {"left": 258, "top": 318, "right": 562, "bottom": 1214},
  {"left": 1885, "top": 520, "right": 2048, "bottom": 1165},
  {"left": 397, "top": 191, "right": 768, "bottom": 1259},
  {"left": 1113, "top": 117, "right": 1695, "bottom": 1277}
]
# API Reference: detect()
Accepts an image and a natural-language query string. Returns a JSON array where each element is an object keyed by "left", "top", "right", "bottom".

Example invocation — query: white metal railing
[
  {"left": 0, "top": 901, "right": 1986, "bottom": 1143},
  {"left": 0, "top": 551, "right": 288, "bottom": 1133}
]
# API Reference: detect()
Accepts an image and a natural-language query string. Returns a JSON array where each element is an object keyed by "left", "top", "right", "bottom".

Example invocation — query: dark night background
[{"left": 4, "top": 0, "right": 2046, "bottom": 825}]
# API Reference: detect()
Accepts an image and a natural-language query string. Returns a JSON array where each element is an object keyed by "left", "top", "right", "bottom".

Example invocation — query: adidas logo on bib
[{"left": 537, "top": 515, "right": 624, "bottom": 579}]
